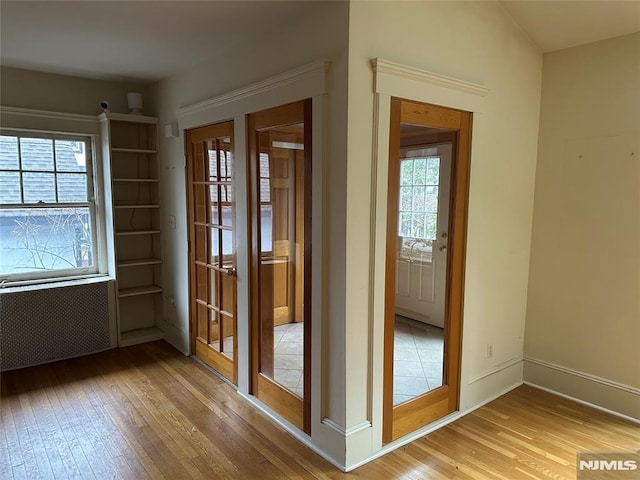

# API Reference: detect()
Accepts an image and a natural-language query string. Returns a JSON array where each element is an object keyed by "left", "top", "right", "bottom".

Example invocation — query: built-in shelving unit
[{"left": 100, "top": 112, "right": 164, "bottom": 347}]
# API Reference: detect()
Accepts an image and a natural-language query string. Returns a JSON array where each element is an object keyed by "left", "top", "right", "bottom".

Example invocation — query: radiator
[{"left": 0, "top": 279, "right": 116, "bottom": 371}]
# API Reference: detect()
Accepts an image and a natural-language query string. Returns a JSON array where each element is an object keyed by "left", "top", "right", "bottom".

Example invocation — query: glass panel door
[
  {"left": 249, "top": 100, "right": 311, "bottom": 433},
  {"left": 187, "top": 121, "right": 237, "bottom": 384}
]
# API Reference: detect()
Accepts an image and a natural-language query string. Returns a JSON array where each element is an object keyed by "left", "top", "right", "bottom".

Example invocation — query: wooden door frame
[
  {"left": 247, "top": 99, "right": 312, "bottom": 434},
  {"left": 382, "top": 98, "right": 472, "bottom": 442}
]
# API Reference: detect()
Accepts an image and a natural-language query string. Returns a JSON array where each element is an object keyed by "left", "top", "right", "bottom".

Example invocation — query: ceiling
[
  {"left": 1, "top": 1, "right": 639, "bottom": 84},
  {"left": 500, "top": 0, "right": 640, "bottom": 53}
]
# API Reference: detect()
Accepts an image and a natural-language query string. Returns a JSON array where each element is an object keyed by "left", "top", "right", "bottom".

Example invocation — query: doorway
[
  {"left": 186, "top": 121, "right": 238, "bottom": 384},
  {"left": 248, "top": 100, "right": 312, "bottom": 433},
  {"left": 383, "top": 99, "right": 472, "bottom": 442}
]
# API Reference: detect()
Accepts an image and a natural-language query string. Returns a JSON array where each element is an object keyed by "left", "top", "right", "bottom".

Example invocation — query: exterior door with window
[
  {"left": 186, "top": 121, "right": 238, "bottom": 384},
  {"left": 395, "top": 143, "right": 452, "bottom": 328}
]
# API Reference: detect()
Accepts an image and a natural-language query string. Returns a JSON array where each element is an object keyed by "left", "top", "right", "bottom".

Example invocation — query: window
[
  {"left": 0, "top": 131, "right": 98, "bottom": 282},
  {"left": 398, "top": 147, "right": 440, "bottom": 262}
]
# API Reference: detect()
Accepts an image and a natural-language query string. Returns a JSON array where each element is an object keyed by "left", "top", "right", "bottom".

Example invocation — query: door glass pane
[
  {"left": 209, "top": 185, "right": 219, "bottom": 225},
  {"left": 220, "top": 312, "right": 234, "bottom": 359},
  {"left": 209, "top": 228, "right": 220, "bottom": 266},
  {"left": 194, "top": 184, "right": 206, "bottom": 223},
  {"left": 209, "top": 267, "right": 218, "bottom": 308},
  {"left": 393, "top": 124, "right": 450, "bottom": 406},
  {"left": 257, "top": 123, "right": 306, "bottom": 399}
]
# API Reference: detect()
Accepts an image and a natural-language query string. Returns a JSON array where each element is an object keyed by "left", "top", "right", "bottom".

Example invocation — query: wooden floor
[{"left": 1, "top": 341, "right": 637, "bottom": 479}]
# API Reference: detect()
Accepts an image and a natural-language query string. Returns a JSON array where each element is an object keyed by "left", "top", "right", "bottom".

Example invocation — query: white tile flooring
[
  {"left": 273, "top": 322, "right": 304, "bottom": 398},
  {"left": 268, "top": 317, "right": 444, "bottom": 405},
  {"left": 393, "top": 316, "right": 444, "bottom": 405}
]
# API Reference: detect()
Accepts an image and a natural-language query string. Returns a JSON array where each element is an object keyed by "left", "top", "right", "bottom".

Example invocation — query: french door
[
  {"left": 248, "top": 100, "right": 312, "bottom": 433},
  {"left": 383, "top": 99, "right": 472, "bottom": 442},
  {"left": 186, "top": 121, "right": 238, "bottom": 384}
]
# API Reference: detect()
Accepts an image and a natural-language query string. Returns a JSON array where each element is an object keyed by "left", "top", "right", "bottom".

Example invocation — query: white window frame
[{"left": 0, "top": 128, "right": 101, "bottom": 284}]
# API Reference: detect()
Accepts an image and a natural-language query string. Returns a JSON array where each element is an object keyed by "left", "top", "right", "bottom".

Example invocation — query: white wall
[
  {"left": 150, "top": 0, "right": 350, "bottom": 465},
  {"left": 0, "top": 66, "right": 151, "bottom": 116},
  {"left": 344, "top": 1, "right": 542, "bottom": 466},
  {"left": 524, "top": 32, "right": 640, "bottom": 420}
]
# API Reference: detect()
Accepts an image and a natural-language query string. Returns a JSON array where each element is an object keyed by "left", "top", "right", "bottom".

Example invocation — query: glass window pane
[
  {"left": 260, "top": 205, "right": 272, "bottom": 252},
  {"left": 259, "top": 153, "right": 270, "bottom": 178},
  {"left": 23, "top": 172, "right": 56, "bottom": 203},
  {"left": 413, "top": 158, "right": 426, "bottom": 185},
  {"left": 425, "top": 186, "right": 438, "bottom": 213},
  {"left": 209, "top": 228, "right": 220, "bottom": 265},
  {"left": 0, "top": 171, "right": 21, "bottom": 204},
  {"left": 399, "top": 212, "right": 411, "bottom": 237},
  {"left": 426, "top": 157, "right": 440, "bottom": 185},
  {"left": 20, "top": 138, "right": 54, "bottom": 171},
  {"left": 400, "top": 186, "right": 412, "bottom": 211},
  {"left": 412, "top": 185, "right": 425, "bottom": 212},
  {"left": 221, "top": 206, "right": 233, "bottom": 228},
  {"left": 55, "top": 140, "right": 86, "bottom": 172},
  {"left": 425, "top": 213, "right": 437, "bottom": 240},
  {"left": 0, "top": 207, "right": 94, "bottom": 276},
  {"left": 194, "top": 184, "right": 206, "bottom": 223},
  {"left": 260, "top": 179, "right": 270, "bottom": 203},
  {"left": 196, "top": 264, "right": 208, "bottom": 302},
  {"left": 209, "top": 267, "right": 218, "bottom": 307},
  {"left": 207, "top": 145, "right": 218, "bottom": 181},
  {"left": 221, "top": 229, "right": 234, "bottom": 266},
  {"left": 209, "top": 185, "right": 219, "bottom": 225},
  {"left": 57, "top": 173, "right": 87, "bottom": 202},
  {"left": 220, "top": 313, "right": 234, "bottom": 359},
  {"left": 0, "top": 136, "right": 19, "bottom": 170},
  {"left": 195, "top": 225, "right": 206, "bottom": 262},
  {"left": 400, "top": 159, "right": 413, "bottom": 186}
]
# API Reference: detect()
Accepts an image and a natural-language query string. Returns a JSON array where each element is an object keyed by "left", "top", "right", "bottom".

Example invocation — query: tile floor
[
  {"left": 267, "top": 317, "right": 444, "bottom": 405},
  {"left": 393, "top": 315, "right": 444, "bottom": 405},
  {"left": 273, "top": 322, "right": 304, "bottom": 398}
]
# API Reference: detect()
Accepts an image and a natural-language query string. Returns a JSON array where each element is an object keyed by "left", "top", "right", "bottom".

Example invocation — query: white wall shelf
[
  {"left": 118, "top": 285, "right": 163, "bottom": 298},
  {"left": 100, "top": 113, "right": 164, "bottom": 347},
  {"left": 117, "top": 258, "right": 162, "bottom": 268}
]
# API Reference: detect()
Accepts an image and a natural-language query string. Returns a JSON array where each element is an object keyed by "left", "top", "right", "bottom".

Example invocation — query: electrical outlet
[
  {"left": 168, "top": 215, "right": 176, "bottom": 229},
  {"left": 486, "top": 343, "right": 493, "bottom": 359}
]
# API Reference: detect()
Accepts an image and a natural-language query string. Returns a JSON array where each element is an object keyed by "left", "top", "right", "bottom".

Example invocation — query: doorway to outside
[{"left": 383, "top": 98, "right": 472, "bottom": 442}]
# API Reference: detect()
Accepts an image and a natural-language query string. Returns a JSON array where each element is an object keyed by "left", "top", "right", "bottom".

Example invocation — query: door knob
[
  {"left": 439, "top": 245, "right": 447, "bottom": 252},
  {"left": 226, "top": 267, "right": 237, "bottom": 277}
]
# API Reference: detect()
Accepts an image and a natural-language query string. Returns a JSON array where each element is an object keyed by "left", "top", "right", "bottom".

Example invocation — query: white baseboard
[
  {"left": 523, "top": 356, "right": 640, "bottom": 422},
  {"left": 237, "top": 391, "right": 346, "bottom": 472},
  {"left": 345, "top": 380, "right": 523, "bottom": 472},
  {"left": 523, "top": 381, "right": 640, "bottom": 426}
]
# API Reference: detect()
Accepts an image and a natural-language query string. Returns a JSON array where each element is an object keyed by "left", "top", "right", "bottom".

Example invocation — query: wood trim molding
[
  {"left": 177, "top": 60, "right": 331, "bottom": 118},
  {"left": 371, "top": 58, "right": 489, "bottom": 97}
]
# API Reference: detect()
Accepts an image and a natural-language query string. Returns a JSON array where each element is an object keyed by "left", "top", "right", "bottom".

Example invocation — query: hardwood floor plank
[{"left": 2, "top": 342, "right": 638, "bottom": 480}]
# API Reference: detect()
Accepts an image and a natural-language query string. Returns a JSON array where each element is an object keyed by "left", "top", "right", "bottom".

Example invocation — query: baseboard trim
[
  {"left": 524, "top": 356, "right": 640, "bottom": 395},
  {"left": 523, "top": 356, "right": 639, "bottom": 421},
  {"left": 322, "top": 417, "right": 371, "bottom": 437},
  {"left": 237, "top": 391, "right": 346, "bottom": 472},
  {"left": 345, "top": 380, "right": 523, "bottom": 472},
  {"left": 523, "top": 381, "right": 640, "bottom": 426}
]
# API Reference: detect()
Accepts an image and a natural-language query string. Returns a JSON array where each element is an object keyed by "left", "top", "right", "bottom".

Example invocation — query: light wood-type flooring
[{"left": 1, "top": 341, "right": 638, "bottom": 479}]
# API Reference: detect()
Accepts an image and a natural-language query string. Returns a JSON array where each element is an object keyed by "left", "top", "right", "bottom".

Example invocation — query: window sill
[{"left": 0, "top": 274, "right": 112, "bottom": 294}]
